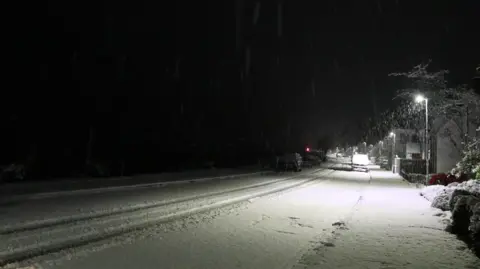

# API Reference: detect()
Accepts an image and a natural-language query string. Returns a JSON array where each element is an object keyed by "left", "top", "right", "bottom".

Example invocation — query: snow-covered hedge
[
  {"left": 471, "top": 203, "right": 480, "bottom": 257},
  {"left": 422, "top": 180, "right": 480, "bottom": 197},
  {"left": 421, "top": 180, "right": 480, "bottom": 256},
  {"left": 431, "top": 188, "right": 456, "bottom": 211},
  {"left": 456, "top": 180, "right": 480, "bottom": 195},
  {"left": 449, "top": 194, "right": 480, "bottom": 257},
  {"left": 421, "top": 180, "right": 480, "bottom": 211}
]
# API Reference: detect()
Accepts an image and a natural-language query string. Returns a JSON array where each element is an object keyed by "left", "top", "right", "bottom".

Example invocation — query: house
[
  {"left": 430, "top": 109, "right": 479, "bottom": 173},
  {"left": 430, "top": 118, "right": 463, "bottom": 173},
  {"left": 381, "top": 129, "right": 423, "bottom": 174},
  {"left": 390, "top": 129, "right": 422, "bottom": 160}
]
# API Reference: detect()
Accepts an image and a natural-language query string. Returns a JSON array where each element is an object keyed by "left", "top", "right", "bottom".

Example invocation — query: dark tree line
[{"left": 2, "top": 1, "right": 327, "bottom": 179}]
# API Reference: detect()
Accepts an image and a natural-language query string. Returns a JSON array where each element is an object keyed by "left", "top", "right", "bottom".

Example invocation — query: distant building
[{"left": 390, "top": 129, "right": 422, "bottom": 160}]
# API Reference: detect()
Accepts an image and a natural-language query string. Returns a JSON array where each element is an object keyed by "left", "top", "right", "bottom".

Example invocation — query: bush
[
  {"left": 423, "top": 180, "right": 480, "bottom": 211},
  {"left": 422, "top": 179, "right": 480, "bottom": 256},
  {"left": 432, "top": 188, "right": 454, "bottom": 211},
  {"left": 449, "top": 189, "right": 477, "bottom": 211},
  {"left": 474, "top": 164, "right": 480, "bottom": 180},
  {"left": 449, "top": 195, "right": 479, "bottom": 235},
  {"left": 470, "top": 202, "right": 480, "bottom": 257},
  {"left": 448, "top": 194, "right": 480, "bottom": 257},
  {"left": 410, "top": 173, "right": 428, "bottom": 184}
]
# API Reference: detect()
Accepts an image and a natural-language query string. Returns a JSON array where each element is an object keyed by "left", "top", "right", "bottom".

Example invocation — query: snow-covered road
[
  {"left": 3, "top": 167, "right": 480, "bottom": 268},
  {"left": 0, "top": 168, "right": 322, "bottom": 228}
]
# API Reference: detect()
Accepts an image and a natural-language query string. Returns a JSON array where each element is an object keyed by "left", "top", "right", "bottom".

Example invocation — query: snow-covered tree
[
  {"left": 456, "top": 139, "right": 480, "bottom": 178},
  {"left": 474, "top": 163, "right": 480, "bottom": 179},
  {"left": 367, "top": 61, "right": 480, "bottom": 149},
  {"left": 389, "top": 61, "right": 480, "bottom": 134}
]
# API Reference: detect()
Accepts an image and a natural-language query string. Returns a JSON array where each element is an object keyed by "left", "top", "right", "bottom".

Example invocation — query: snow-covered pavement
[
  {"left": 294, "top": 170, "right": 479, "bottom": 268},
  {"left": 3, "top": 167, "right": 479, "bottom": 268}
]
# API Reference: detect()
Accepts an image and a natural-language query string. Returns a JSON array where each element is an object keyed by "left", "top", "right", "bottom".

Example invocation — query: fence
[{"left": 399, "top": 159, "right": 434, "bottom": 175}]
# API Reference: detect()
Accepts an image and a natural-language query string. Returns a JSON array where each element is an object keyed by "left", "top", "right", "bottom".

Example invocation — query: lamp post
[
  {"left": 415, "top": 95, "right": 429, "bottom": 182},
  {"left": 389, "top": 132, "right": 396, "bottom": 172},
  {"left": 379, "top": 140, "right": 383, "bottom": 157}
]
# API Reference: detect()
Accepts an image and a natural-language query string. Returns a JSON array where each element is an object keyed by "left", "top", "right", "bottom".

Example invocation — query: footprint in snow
[
  {"left": 297, "top": 223, "right": 314, "bottom": 228},
  {"left": 332, "top": 221, "right": 346, "bottom": 226},
  {"left": 275, "top": 230, "right": 297, "bottom": 235},
  {"left": 314, "top": 241, "right": 335, "bottom": 248}
]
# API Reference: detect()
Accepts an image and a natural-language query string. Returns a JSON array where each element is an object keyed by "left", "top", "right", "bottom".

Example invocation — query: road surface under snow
[
  {"left": 0, "top": 167, "right": 330, "bottom": 228},
  {"left": 2, "top": 166, "right": 480, "bottom": 269}
]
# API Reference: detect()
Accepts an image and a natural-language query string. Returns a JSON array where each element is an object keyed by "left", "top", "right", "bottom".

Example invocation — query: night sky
[{"left": 3, "top": 0, "right": 480, "bottom": 176}]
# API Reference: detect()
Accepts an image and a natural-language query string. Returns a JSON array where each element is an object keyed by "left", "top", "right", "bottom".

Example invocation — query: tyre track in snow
[
  {"left": 0, "top": 167, "right": 335, "bottom": 234},
  {"left": 0, "top": 168, "right": 336, "bottom": 266}
]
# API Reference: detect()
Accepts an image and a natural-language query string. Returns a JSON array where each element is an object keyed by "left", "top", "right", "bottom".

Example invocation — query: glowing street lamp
[
  {"left": 415, "top": 94, "right": 429, "bottom": 182},
  {"left": 415, "top": 95, "right": 425, "bottom": 103}
]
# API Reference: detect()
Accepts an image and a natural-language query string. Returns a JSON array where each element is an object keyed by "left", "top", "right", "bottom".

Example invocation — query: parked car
[
  {"left": 304, "top": 154, "right": 322, "bottom": 165},
  {"left": 0, "top": 163, "right": 26, "bottom": 183},
  {"left": 277, "top": 153, "right": 302, "bottom": 172},
  {"left": 352, "top": 154, "right": 369, "bottom": 172},
  {"left": 377, "top": 157, "right": 389, "bottom": 170},
  {"left": 302, "top": 160, "right": 313, "bottom": 168}
]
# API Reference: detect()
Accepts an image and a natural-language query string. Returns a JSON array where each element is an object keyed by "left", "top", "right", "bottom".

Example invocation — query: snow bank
[
  {"left": 420, "top": 185, "right": 446, "bottom": 202},
  {"left": 432, "top": 188, "right": 456, "bottom": 211},
  {"left": 420, "top": 180, "right": 480, "bottom": 202},
  {"left": 455, "top": 180, "right": 480, "bottom": 195}
]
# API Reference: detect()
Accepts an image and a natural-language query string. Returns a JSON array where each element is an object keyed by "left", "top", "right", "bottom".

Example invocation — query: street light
[
  {"left": 415, "top": 94, "right": 429, "bottom": 182},
  {"left": 389, "top": 132, "right": 396, "bottom": 172},
  {"left": 415, "top": 95, "right": 425, "bottom": 103}
]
